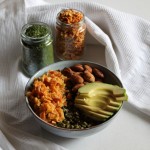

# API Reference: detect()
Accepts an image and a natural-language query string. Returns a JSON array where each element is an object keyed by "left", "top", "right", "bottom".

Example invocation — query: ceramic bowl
[{"left": 25, "top": 60, "right": 123, "bottom": 138}]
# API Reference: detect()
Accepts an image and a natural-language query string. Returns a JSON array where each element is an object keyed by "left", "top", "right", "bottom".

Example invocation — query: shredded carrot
[{"left": 26, "top": 70, "right": 67, "bottom": 124}]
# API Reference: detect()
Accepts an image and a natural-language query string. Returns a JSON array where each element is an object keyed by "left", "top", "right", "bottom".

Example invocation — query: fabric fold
[{"left": 85, "top": 17, "right": 121, "bottom": 78}]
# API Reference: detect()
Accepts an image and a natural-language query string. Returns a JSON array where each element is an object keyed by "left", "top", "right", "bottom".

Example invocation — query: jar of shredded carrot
[{"left": 55, "top": 9, "right": 86, "bottom": 60}]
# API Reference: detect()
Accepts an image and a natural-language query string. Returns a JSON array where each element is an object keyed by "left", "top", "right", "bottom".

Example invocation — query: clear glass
[
  {"left": 20, "top": 22, "right": 54, "bottom": 77},
  {"left": 55, "top": 9, "right": 86, "bottom": 60}
]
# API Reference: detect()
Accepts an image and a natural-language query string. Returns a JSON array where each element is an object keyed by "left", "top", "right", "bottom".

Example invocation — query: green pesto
[
  {"left": 22, "top": 42, "right": 54, "bottom": 77},
  {"left": 25, "top": 24, "right": 48, "bottom": 38}
]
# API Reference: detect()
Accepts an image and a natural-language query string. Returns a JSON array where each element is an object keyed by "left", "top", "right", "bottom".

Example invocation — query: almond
[
  {"left": 71, "top": 64, "right": 84, "bottom": 72},
  {"left": 83, "top": 70, "right": 95, "bottom": 82},
  {"left": 84, "top": 65, "right": 92, "bottom": 73},
  {"left": 61, "top": 67, "right": 73, "bottom": 77},
  {"left": 93, "top": 68, "right": 104, "bottom": 78},
  {"left": 71, "top": 74, "right": 84, "bottom": 84}
]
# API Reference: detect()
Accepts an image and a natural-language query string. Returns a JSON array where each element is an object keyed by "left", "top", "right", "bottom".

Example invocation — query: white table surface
[{"left": 36, "top": 1, "right": 150, "bottom": 150}]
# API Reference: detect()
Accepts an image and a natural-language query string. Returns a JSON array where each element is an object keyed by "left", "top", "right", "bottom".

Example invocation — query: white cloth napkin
[{"left": 0, "top": 0, "right": 150, "bottom": 149}]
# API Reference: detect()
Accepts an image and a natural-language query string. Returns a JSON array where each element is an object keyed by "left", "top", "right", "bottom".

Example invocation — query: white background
[{"left": 49, "top": 0, "right": 150, "bottom": 21}]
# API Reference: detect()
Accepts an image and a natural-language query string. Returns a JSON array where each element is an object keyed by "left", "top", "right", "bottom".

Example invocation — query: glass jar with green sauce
[{"left": 20, "top": 22, "right": 54, "bottom": 77}]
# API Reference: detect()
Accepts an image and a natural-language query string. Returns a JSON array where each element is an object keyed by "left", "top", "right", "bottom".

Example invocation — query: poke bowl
[{"left": 25, "top": 60, "right": 127, "bottom": 138}]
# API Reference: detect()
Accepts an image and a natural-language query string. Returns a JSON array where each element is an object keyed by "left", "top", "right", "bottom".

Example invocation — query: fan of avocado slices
[{"left": 74, "top": 82, "right": 128, "bottom": 122}]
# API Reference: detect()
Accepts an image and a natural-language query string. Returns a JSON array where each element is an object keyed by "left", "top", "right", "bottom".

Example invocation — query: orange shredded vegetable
[{"left": 26, "top": 70, "right": 67, "bottom": 124}]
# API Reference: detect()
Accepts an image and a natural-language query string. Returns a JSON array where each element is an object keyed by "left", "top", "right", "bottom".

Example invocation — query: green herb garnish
[{"left": 25, "top": 24, "right": 48, "bottom": 38}]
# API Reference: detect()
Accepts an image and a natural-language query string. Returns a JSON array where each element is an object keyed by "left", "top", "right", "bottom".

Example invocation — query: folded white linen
[{"left": 0, "top": 0, "right": 150, "bottom": 149}]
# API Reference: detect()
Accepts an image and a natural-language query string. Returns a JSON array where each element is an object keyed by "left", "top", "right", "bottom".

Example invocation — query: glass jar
[
  {"left": 20, "top": 22, "right": 54, "bottom": 77},
  {"left": 55, "top": 9, "right": 86, "bottom": 60}
]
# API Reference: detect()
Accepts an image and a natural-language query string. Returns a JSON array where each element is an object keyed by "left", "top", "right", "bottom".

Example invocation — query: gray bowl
[{"left": 25, "top": 60, "right": 123, "bottom": 138}]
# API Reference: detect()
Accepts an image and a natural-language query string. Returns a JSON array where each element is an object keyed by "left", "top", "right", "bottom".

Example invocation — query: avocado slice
[
  {"left": 75, "top": 104, "right": 113, "bottom": 116},
  {"left": 101, "top": 95, "right": 122, "bottom": 107},
  {"left": 80, "top": 90, "right": 112, "bottom": 98},
  {"left": 75, "top": 82, "right": 127, "bottom": 122},
  {"left": 115, "top": 94, "right": 128, "bottom": 101},
  {"left": 75, "top": 95, "right": 108, "bottom": 108},
  {"left": 75, "top": 94, "right": 122, "bottom": 108},
  {"left": 82, "top": 110, "right": 109, "bottom": 121},
  {"left": 78, "top": 82, "right": 126, "bottom": 97},
  {"left": 109, "top": 99, "right": 122, "bottom": 107},
  {"left": 104, "top": 105, "right": 121, "bottom": 112}
]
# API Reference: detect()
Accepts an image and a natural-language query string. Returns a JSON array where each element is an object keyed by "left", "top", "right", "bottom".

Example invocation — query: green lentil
[{"left": 56, "top": 105, "right": 100, "bottom": 129}]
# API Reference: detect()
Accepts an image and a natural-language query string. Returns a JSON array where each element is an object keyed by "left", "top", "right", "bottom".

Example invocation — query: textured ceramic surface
[{"left": 25, "top": 60, "right": 123, "bottom": 138}]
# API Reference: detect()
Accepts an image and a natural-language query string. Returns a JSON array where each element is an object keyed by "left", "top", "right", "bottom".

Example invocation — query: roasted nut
[
  {"left": 61, "top": 68, "right": 74, "bottom": 77},
  {"left": 71, "top": 64, "right": 84, "bottom": 72},
  {"left": 73, "top": 72, "right": 83, "bottom": 76},
  {"left": 83, "top": 70, "right": 95, "bottom": 82},
  {"left": 71, "top": 74, "right": 84, "bottom": 84},
  {"left": 61, "top": 64, "right": 105, "bottom": 96},
  {"left": 84, "top": 65, "right": 92, "bottom": 73},
  {"left": 72, "top": 83, "right": 84, "bottom": 92},
  {"left": 93, "top": 68, "right": 104, "bottom": 78}
]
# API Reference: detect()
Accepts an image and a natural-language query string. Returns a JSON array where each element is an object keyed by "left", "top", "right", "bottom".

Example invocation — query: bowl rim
[{"left": 25, "top": 60, "right": 123, "bottom": 131}]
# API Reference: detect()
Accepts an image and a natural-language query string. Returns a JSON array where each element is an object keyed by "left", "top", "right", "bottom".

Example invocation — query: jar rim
[
  {"left": 56, "top": 8, "right": 85, "bottom": 26},
  {"left": 21, "top": 22, "right": 52, "bottom": 42}
]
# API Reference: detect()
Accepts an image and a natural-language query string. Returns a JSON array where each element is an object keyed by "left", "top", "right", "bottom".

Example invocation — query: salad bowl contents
[{"left": 25, "top": 60, "right": 127, "bottom": 138}]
